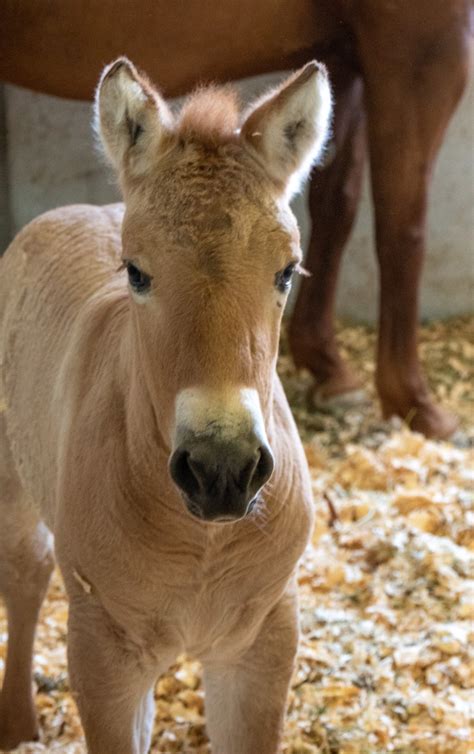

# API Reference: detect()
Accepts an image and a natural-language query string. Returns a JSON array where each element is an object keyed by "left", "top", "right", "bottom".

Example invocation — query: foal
[{"left": 0, "top": 58, "right": 331, "bottom": 753}]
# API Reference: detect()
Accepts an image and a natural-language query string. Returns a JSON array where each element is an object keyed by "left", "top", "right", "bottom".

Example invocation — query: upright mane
[{"left": 176, "top": 85, "right": 240, "bottom": 147}]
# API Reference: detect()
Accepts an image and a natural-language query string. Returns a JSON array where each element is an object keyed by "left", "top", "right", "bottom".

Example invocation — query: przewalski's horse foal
[{"left": 0, "top": 58, "right": 331, "bottom": 753}]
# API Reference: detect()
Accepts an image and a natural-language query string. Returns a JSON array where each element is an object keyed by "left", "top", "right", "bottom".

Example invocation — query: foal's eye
[
  {"left": 125, "top": 262, "right": 152, "bottom": 293},
  {"left": 275, "top": 263, "right": 296, "bottom": 293}
]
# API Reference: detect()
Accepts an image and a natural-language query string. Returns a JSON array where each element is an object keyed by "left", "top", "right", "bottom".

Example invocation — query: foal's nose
[{"left": 169, "top": 438, "right": 274, "bottom": 522}]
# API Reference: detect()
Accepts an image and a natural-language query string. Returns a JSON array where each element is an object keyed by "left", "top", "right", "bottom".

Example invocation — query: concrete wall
[
  {"left": 1, "top": 72, "right": 473, "bottom": 322},
  {"left": 0, "top": 87, "right": 10, "bottom": 249}
]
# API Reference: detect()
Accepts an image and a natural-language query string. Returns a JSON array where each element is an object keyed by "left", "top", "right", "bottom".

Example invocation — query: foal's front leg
[
  {"left": 67, "top": 598, "right": 175, "bottom": 754},
  {"left": 203, "top": 591, "right": 299, "bottom": 754}
]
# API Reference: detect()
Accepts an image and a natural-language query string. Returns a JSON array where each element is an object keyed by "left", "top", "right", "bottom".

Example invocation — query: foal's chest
[
  {"left": 172, "top": 558, "right": 288, "bottom": 660},
  {"left": 145, "top": 530, "right": 295, "bottom": 661}
]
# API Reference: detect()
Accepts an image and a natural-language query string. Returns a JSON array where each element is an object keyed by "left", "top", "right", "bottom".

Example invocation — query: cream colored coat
[{"left": 0, "top": 58, "right": 331, "bottom": 754}]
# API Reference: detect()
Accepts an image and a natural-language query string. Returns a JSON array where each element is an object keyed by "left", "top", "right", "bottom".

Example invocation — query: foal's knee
[{"left": 0, "top": 520, "right": 54, "bottom": 609}]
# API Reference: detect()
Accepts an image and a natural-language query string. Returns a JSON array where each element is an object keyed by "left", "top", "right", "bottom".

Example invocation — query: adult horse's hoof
[
  {"left": 382, "top": 399, "right": 459, "bottom": 440},
  {"left": 288, "top": 328, "right": 364, "bottom": 405},
  {"left": 0, "top": 698, "right": 40, "bottom": 751},
  {"left": 311, "top": 385, "right": 368, "bottom": 411},
  {"left": 309, "top": 367, "right": 367, "bottom": 411},
  {"left": 0, "top": 722, "right": 39, "bottom": 752}
]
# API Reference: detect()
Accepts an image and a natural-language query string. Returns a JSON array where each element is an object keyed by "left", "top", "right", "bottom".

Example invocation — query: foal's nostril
[
  {"left": 252, "top": 444, "right": 275, "bottom": 490},
  {"left": 236, "top": 444, "right": 274, "bottom": 499},
  {"left": 235, "top": 454, "right": 260, "bottom": 493},
  {"left": 169, "top": 449, "right": 201, "bottom": 498}
]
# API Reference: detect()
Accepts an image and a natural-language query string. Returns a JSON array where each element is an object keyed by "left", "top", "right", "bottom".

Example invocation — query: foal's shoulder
[
  {"left": 2, "top": 203, "right": 125, "bottom": 279},
  {"left": 13, "top": 202, "right": 124, "bottom": 249}
]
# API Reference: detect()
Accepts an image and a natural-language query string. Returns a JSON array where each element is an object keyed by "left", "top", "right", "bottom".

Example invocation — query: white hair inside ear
[
  {"left": 240, "top": 62, "right": 332, "bottom": 198},
  {"left": 94, "top": 57, "right": 173, "bottom": 177}
]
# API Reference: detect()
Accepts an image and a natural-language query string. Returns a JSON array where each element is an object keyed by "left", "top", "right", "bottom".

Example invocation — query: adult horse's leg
[
  {"left": 0, "top": 417, "right": 54, "bottom": 750},
  {"left": 289, "top": 63, "right": 366, "bottom": 402},
  {"left": 203, "top": 589, "right": 298, "bottom": 754},
  {"left": 357, "top": 5, "right": 470, "bottom": 438}
]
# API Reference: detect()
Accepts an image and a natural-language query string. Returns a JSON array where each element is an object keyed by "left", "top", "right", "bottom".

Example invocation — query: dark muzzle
[{"left": 169, "top": 436, "right": 274, "bottom": 522}]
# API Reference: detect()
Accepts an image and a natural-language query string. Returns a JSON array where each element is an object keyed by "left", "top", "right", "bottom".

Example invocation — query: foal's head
[{"left": 96, "top": 58, "right": 331, "bottom": 522}]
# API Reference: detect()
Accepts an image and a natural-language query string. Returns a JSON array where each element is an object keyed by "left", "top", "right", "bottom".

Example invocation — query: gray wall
[
  {"left": 1, "top": 72, "right": 473, "bottom": 323},
  {"left": 0, "top": 87, "right": 10, "bottom": 248}
]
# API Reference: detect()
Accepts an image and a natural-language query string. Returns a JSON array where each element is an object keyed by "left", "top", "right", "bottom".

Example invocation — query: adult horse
[
  {"left": 0, "top": 1, "right": 472, "bottom": 438},
  {"left": 0, "top": 59, "right": 330, "bottom": 752}
]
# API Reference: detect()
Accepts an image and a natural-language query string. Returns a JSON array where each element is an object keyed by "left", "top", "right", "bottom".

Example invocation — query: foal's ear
[
  {"left": 241, "top": 62, "right": 332, "bottom": 196},
  {"left": 95, "top": 57, "right": 173, "bottom": 175}
]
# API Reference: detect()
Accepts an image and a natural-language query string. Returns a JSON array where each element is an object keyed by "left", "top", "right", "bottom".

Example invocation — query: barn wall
[{"left": 1, "top": 72, "right": 473, "bottom": 323}]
